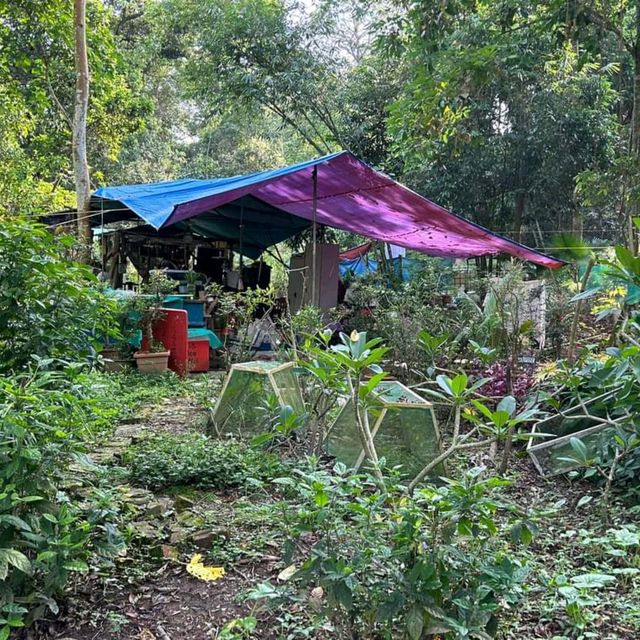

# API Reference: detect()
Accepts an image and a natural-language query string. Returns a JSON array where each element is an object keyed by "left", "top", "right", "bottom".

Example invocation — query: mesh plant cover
[
  {"left": 527, "top": 390, "right": 618, "bottom": 476},
  {"left": 212, "top": 362, "right": 304, "bottom": 437},
  {"left": 527, "top": 423, "right": 612, "bottom": 477},
  {"left": 327, "top": 381, "right": 442, "bottom": 479}
]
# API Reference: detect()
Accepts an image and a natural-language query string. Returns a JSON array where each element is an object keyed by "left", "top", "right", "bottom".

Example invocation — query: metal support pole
[
  {"left": 311, "top": 166, "right": 318, "bottom": 306},
  {"left": 238, "top": 201, "right": 245, "bottom": 291}
]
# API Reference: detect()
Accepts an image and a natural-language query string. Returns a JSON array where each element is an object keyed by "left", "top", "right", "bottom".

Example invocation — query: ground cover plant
[
  {"left": 126, "top": 433, "right": 282, "bottom": 491},
  {"left": 251, "top": 465, "right": 534, "bottom": 640}
]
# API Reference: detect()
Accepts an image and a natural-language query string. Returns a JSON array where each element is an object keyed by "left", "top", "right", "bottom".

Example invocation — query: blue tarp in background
[{"left": 339, "top": 255, "right": 416, "bottom": 281}]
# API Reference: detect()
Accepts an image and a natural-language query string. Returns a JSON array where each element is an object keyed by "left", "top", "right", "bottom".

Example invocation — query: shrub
[
  {"left": 251, "top": 466, "right": 535, "bottom": 639},
  {"left": 0, "top": 364, "right": 124, "bottom": 636},
  {"left": 480, "top": 362, "right": 534, "bottom": 403},
  {"left": 126, "top": 434, "right": 279, "bottom": 490},
  {"left": 0, "top": 217, "right": 118, "bottom": 373}
]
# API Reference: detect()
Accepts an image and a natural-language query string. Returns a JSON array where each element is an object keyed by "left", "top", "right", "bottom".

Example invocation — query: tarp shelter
[{"left": 91, "top": 151, "right": 564, "bottom": 268}]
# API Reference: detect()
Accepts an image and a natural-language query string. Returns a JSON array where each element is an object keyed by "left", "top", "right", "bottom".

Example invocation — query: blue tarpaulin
[{"left": 339, "top": 255, "right": 414, "bottom": 281}]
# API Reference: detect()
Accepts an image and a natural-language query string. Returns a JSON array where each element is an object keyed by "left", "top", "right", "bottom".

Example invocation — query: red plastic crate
[{"left": 188, "top": 339, "right": 210, "bottom": 373}]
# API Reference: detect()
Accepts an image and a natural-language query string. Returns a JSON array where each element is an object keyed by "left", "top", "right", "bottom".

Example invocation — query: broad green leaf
[
  {"left": 497, "top": 395, "right": 516, "bottom": 417},
  {"left": 435, "top": 375, "right": 453, "bottom": 396},
  {"left": 406, "top": 604, "right": 424, "bottom": 640},
  {"left": 569, "top": 437, "right": 589, "bottom": 462},
  {"left": 0, "top": 549, "right": 31, "bottom": 575},
  {"left": 471, "top": 400, "right": 494, "bottom": 420},
  {"left": 576, "top": 495, "right": 593, "bottom": 508},
  {"left": 570, "top": 573, "right": 615, "bottom": 589},
  {"left": 450, "top": 373, "right": 468, "bottom": 396},
  {"left": 569, "top": 287, "right": 600, "bottom": 302},
  {"left": 333, "top": 581, "right": 353, "bottom": 610},
  {"left": 62, "top": 559, "right": 89, "bottom": 572}
]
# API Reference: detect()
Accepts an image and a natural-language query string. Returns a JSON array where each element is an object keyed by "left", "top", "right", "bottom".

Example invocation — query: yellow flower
[
  {"left": 186, "top": 553, "right": 225, "bottom": 582},
  {"left": 350, "top": 330, "right": 360, "bottom": 342},
  {"left": 534, "top": 361, "right": 559, "bottom": 383}
]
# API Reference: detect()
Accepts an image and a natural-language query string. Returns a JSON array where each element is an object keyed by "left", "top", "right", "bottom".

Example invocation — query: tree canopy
[{"left": 2, "top": 0, "right": 640, "bottom": 249}]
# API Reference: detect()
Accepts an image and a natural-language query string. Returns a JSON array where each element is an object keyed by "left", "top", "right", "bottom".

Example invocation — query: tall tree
[
  {"left": 382, "top": 0, "right": 619, "bottom": 248},
  {"left": 0, "top": 0, "right": 147, "bottom": 218},
  {"left": 73, "top": 0, "right": 92, "bottom": 260}
]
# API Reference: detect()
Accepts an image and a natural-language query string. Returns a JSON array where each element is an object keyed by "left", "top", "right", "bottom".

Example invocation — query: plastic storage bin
[
  {"left": 188, "top": 339, "right": 210, "bottom": 373},
  {"left": 183, "top": 300, "right": 206, "bottom": 328}
]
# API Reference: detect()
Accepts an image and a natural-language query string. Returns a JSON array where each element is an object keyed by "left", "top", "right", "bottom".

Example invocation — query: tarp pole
[
  {"left": 311, "top": 166, "right": 318, "bottom": 306},
  {"left": 238, "top": 201, "right": 245, "bottom": 291}
]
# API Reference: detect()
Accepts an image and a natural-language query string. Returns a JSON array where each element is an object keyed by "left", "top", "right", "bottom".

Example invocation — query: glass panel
[
  {"left": 533, "top": 390, "right": 617, "bottom": 438},
  {"left": 373, "top": 381, "right": 426, "bottom": 405},
  {"left": 326, "top": 401, "right": 364, "bottom": 468},
  {"left": 327, "top": 398, "right": 442, "bottom": 480},
  {"left": 212, "top": 362, "right": 305, "bottom": 438},
  {"left": 373, "top": 406, "right": 442, "bottom": 478},
  {"left": 528, "top": 424, "right": 611, "bottom": 477},
  {"left": 212, "top": 369, "right": 272, "bottom": 437},
  {"left": 238, "top": 361, "right": 286, "bottom": 372},
  {"left": 271, "top": 367, "right": 306, "bottom": 416},
  {"left": 527, "top": 390, "right": 618, "bottom": 476}
]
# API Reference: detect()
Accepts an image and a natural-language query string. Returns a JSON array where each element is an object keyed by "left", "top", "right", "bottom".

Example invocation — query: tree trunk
[
  {"left": 73, "top": 0, "right": 92, "bottom": 262},
  {"left": 628, "top": 0, "right": 640, "bottom": 252},
  {"left": 512, "top": 151, "right": 526, "bottom": 244},
  {"left": 513, "top": 190, "right": 525, "bottom": 244}
]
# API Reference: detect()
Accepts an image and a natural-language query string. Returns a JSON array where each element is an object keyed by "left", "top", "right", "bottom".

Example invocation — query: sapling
[
  {"left": 409, "top": 373, "right": 538, "bottom": 493},
  {"left": 301, "top": 330, "right": 388, "bottom": 485}
]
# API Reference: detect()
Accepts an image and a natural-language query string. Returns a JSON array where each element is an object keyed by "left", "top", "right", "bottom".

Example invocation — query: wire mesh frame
[
  {"left": 526, "top": 389, "right": 619, "bottom": 477},
  {"left": 327, "top": 381, "right": 442, "bottom": 476},
  {"left": 211, "top": 361, "right": 305, "bottom": 436}
]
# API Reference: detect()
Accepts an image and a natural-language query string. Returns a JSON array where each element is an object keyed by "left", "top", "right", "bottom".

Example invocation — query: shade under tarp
[{"left": 92, "top": 151, "right": 564, "bottom": 268}]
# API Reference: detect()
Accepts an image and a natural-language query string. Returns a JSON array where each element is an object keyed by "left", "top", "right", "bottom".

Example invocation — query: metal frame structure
[{"left": 327, "top": 380, "right": 442, "bottom": 476}]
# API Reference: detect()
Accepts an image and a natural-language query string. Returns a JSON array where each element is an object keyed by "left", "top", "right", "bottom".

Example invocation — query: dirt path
[{"left": 38, "top": 392, "right": 285, "bottom": 640}]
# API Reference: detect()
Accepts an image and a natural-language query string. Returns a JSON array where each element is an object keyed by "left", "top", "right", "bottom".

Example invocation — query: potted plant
[
  {"left": 101, "top": 342, "right": 135, "bottom": 372},
  {"left": 131, "top": 300, "right": 169, "bottom": 373},
  {"left": 184, "top": 270, "right": 199, "bottom": 297},
  {"left": 132, "top": 272, "right": 175, "bottom": 374}
]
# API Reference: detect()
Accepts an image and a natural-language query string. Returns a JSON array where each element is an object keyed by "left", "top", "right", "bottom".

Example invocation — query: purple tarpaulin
[{"left": 95, "top": 151, "right": 564, "bottom": 268}]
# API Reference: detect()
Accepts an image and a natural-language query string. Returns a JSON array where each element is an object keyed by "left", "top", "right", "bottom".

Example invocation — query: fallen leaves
[{"left": 186, "top": 553, "right": 225, "bottom": 582}]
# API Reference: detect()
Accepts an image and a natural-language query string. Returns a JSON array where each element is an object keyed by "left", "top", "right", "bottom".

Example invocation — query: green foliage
[
  {"left": 290, "top": 306, "right": 325, "bottom": 340},
  {"left": 535, "top": 243, "right": 640, "bottom": 500},
  {"left": 0, "top": 218, "right": 118, "bottom": 373},
  {"left": 126, "top": 434, "right": 280, "bottom": 491},
  {"left": 0, "top": 0, "right": 148, "bottom": 215},
  {"left": 219, "top": 616, "right": 258, "bottom": 639},
  {"left": 343, "top": 264, "right": 487, "bottom": 379},
  {"left": 127, "top": 271, "right": 176, "bottom": 352},
  {"left": 0, "top": 364, "right": 128, "bottom": 636},
  {"left": 384, "top": 1, "right": 619, "bottom": 247},
  {"left": 251, "top": 466, "right": 532, "bottom": 639},
  {"left": 251, "top": 403, "right": 306, "bottom": 449}
]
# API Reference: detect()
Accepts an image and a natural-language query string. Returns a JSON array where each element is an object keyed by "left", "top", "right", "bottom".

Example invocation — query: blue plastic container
[{"left": 183, "top": 300, "right": 206, "bottom": 328}]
